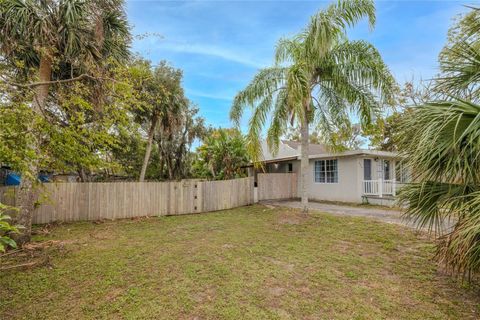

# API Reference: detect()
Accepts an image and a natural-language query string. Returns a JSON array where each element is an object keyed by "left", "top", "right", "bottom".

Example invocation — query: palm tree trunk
[
  {"left": 139, "top": 115, "right": 158, "bottom": 182},
  {"left": 15, "top": 55, "right": 52, "bottom": 244},
  {"left": 300, "top": 102, "right": 310, "bottom": 213}
]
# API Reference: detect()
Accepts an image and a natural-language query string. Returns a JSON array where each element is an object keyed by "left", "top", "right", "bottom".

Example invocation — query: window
[
  {"left": 314, "top": 159, "right": 338, "bottom": 183},
  {"left": 363, "top": 159, "right": 372, "bottom": 180},
  {"left": 287, "top": 163, "right": 293, "bottom": 173}
]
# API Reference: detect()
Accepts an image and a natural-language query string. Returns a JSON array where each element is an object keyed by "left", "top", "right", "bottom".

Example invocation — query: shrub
[{"left": 0, "top": 203, "right": 20, "bottom": 252}]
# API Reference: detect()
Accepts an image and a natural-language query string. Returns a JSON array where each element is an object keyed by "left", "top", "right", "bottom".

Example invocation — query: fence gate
[{"left": 257, "top": 173, "right": 297, "bottom": 201}]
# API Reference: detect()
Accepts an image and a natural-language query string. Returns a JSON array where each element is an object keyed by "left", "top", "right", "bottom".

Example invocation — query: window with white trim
[{"left": 314, "top": 159, "right": 338, "bottom": 183}]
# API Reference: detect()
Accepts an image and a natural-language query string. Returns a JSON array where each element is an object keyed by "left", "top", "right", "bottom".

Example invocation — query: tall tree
[
  {"left": 156, "top": 105, "right": 206, "bottom": 180},
  {"left": 130, "top": 60, "right": 186, "bottom": 182},
  {"left": 0, "top": 0, "right": 130, "bottom": 243},
  {"left": 230, "top": 0, "right": 395, "bottom": 212},
  {"left": 398, "top": 7, "right": 480, "bottom": 277}
]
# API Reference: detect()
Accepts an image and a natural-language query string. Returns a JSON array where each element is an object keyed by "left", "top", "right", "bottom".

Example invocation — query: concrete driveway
[{"left": 261, "top": 199, "right": 434, "bottom": 230}]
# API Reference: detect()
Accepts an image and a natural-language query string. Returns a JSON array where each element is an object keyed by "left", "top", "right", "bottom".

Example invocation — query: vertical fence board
[
  {"left": 0, "top": 177, "right": 254, "bottom": 224},
  {"left": 257, "top": 173, "right": 298, "bottom": 201}
]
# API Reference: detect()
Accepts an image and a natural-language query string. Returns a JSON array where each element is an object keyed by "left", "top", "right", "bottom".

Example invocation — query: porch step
[
  {"left": 362, "top": 195, "right": 396, "bottom": 207},
  {"left": 364, "top": 195, "right": 395, "bottom": 200}
]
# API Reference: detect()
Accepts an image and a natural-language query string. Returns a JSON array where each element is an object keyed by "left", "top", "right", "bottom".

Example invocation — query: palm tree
[
  {"left": 0, "top": 0, "right": 130, "bottom": 243},
  {"left": 230, "top": 0, "right": 395, "bottom": 212},
  {"left": 397, "top": 7, "right": 480, "bottom": 277},
  {"left": 435, "top": 7, "right": 480, "bottom": 99},
  {"left": 398, "top": 99, "right": 480, "bottom": 276},
  {"left": 134, "top": 61, "right": 185, "bottom": 182}
]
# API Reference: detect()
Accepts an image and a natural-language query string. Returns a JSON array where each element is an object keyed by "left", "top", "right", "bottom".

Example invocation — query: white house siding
[
  {"left": 258, "top": 155, "right": 399, "bottom": 204},
  {"left": 296, "top": 156, "right": 398, "bottom": 203},
  {"left": 301, "top": 157, "right": 361, "bottom": 203}
]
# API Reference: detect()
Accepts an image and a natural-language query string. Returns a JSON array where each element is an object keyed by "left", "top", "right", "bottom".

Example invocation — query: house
[{"left": 249, "top": 140, "right": 408, "bottom": 206}]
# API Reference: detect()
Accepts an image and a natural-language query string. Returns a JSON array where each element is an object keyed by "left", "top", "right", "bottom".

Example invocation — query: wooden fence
[
  {"left": 257, "top": 173, "right": 297, "bottom": 201},
  {"left": 0, "top": 177, "right": 254, "bottom": 224}
]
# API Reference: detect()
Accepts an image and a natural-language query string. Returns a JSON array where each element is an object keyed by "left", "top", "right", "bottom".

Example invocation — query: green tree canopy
[
  {"left": 126, "top": 59, "right": 187, "bottom": 181},
  {"left": 193, "top": 128, "right": 249, "bottom": 180},
  {"left": 0, "top": 0, "right": 131, "bottom": 243}
]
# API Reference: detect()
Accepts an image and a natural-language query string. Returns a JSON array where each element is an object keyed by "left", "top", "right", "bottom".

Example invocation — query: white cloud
[
  {"left": 161, "top": 42, "right": 267, "bottom": 69},
  {"left": 186, "top": 88, "right": 233, "bottom": 101}
]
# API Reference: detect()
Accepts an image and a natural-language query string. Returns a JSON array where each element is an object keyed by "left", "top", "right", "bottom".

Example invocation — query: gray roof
[
  {"left": 260, "top": 140, "right": 400, "bottom": 162},
  {"left": 281, "top": 140, "right": 328, "bottom": 155},
  {"left": 260, "top": 140, "right": 328, "bottom": 161}
]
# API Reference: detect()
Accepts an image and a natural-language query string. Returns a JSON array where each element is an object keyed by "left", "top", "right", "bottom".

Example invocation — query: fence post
[
  {"left": 378, "top": 178, "right": 383, "bottom": 198},
  {"left": 392, "top": 180, "right": 396, "bottom": 196}
]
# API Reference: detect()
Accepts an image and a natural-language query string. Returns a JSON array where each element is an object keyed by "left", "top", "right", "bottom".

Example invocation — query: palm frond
[
  {"left": 267, "top": 89, "right": 290, "bottom": 155},
  {"left": 399, "top": 100, "right": 480, "bottom": 185},
  {"left": 245, "top": 95, "right": 274, "bottom": 163},
  {"left": 436, "top": 40, "right": 480, "bottom": 98},
  {"left": 274, "top": 36, "right": 304, "bottom": 65},
  {"left": 398, "top": 99, "right": 480, "bottom": 275},
  {"left": 325, "top": 40, "right": 396, "bottom": 103},
  {"left": 305, "top": 0, "right": 375, "bottom": 58},
  {"left": 230, "top": 67, "right": 287, "bottom": 127}
]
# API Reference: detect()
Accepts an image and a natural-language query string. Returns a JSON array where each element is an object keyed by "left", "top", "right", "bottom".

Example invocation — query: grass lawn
[{"left": 0, "top": 205, "right": 478, "bottom": 319}]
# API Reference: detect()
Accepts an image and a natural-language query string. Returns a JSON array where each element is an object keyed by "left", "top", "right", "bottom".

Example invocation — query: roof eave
[{"left": 308, "top": 150, "right": 402, "bottom": 160}]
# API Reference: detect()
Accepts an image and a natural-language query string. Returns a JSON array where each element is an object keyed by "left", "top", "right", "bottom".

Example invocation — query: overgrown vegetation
[
  {"left": 0, "top": 203, "right": 19, "bottom": 252},
  {"left": 0, "top": 206, "right": 477, "bottom": 319},
  {"left": 0, "top": 0, "right": 132, "bottom": 243},
  {"left": 398, "top": 7, "right": 480, "bottom": 277},
  {"left": 114, "top": 59, "right": 207, "bottom": 181},
  {"left": 192, "top": 128, "right": 249, "bottom": 180},
  {"left": 0, "top": 0, "right": 212, "bottom": 243}
]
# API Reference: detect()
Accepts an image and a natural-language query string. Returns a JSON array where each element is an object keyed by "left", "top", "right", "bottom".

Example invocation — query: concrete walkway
[{"left": 261, "top": 199, "right": 416, "bottom": 228}]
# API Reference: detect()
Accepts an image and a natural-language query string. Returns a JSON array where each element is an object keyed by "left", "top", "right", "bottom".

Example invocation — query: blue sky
[{"left": 126, "top": 0, "right": 470, "bottom": 129}]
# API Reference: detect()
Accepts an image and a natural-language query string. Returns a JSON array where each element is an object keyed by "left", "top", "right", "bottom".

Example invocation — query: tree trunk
[
  {"left": 300, "top": 102, "right": 310, "bottom": 213},
  {"left": 14, "top": 162, "right": 38, "bottom": 244},
  {"left": 167, "top": 160, "right": 174, "bottom": 180},
  {"left": 78, "top": 166, "right": 88, "bottom": 182},
  {"left": 15, "top": 55, "right": 52, "bottom": 244},
  {"left": 158, "top": 149, "right": 164, "bottom": 179},
  {"left": 139, "top": 115, "right": 158, "bottom": 182},
  {"left": 33, "top": 55, "right": 52, "bottom": 113}
]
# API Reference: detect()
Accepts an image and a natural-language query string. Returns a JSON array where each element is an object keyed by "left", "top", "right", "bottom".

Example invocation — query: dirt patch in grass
[
  {"left": 275, "top": 210, "right": 310, "bottom": 225},
  {"left": 105, "top": 287, "right": 125, "bottom": 302},
  {"left": 267, "top": 285, "right": 286, "bottom": 297},
  {"left": 0, "top": 239, "right": 76, "bottom": 272},
  {"left": 265, "top": 257, "right": 295, "bottom": 272},
  {"left": 0, "top": 205, "right": 479, "bottom": 320}
]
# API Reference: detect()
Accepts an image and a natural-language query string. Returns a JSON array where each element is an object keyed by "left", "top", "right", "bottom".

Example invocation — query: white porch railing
[{"left": 363, "top": 179, "right": 398, "bottom": 197}]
